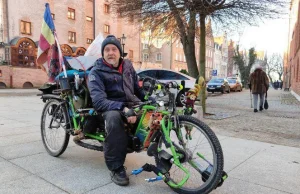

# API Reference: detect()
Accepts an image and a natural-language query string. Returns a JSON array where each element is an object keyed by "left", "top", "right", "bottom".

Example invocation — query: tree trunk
[
  {"left": 199, "top": 14, "right": 206, "bottom": 114},
  {"left": 183, "top": 38, "right": 199, "bottom": 78}
]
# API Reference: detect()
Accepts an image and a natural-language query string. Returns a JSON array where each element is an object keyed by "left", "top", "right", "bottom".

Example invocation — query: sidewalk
[
  {"left": 0, "top": 89, "right": 40, "bottom": 96},
  {"left": 0, "top": 95, "right": 299, "bottom": 193}
]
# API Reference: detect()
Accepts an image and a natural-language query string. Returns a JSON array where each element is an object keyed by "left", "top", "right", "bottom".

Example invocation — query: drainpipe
[
  {"left": 5, "top": 0, "right": 9, "bottom": 42},
  {"left": 170, "top": 35, "right": 172, "bottom": 70},
  {"left": 93, "top": 0, "right": 95, "bottom": 39}
]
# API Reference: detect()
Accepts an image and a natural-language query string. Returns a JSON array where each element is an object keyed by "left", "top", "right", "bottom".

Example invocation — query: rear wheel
[
  {"left": 158, "top": 116, "right": 224, "bottom": 194},
  {"left": 41, "top": 99, "right": 70, "bottom": 157}
]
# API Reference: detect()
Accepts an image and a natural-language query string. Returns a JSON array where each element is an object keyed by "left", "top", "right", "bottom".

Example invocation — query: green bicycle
[{"left": 39, "top": 69, "right": 226, "bottom": 194}]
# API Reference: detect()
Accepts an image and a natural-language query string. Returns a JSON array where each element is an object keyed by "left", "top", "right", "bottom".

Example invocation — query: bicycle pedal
[
  {"left": 145, "top": 176, "right": 163, "bottom": 182},
  {"left": 132, "top": 168, "right": 143, "bottom": 175}
]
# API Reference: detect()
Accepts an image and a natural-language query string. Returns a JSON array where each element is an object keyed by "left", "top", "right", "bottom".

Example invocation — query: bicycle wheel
[
  {"left": 158, "top": 115, "right": 224, "bottom": 194},
  {"left": 41, "top": 99, "right": 70, "bottom": 157}
]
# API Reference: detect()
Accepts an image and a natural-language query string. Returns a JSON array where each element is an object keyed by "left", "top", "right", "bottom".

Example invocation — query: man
[
  {"left": 88, "top": 35, "right": 146, "bottom": 186},
  {"left": 249, "top": 65, "right": 269, "bottom": 112}
]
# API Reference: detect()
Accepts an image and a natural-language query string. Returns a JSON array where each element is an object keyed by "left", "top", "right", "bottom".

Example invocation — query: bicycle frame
[{"left": 57, "top": 90, "right": 190, "bottom": 188}]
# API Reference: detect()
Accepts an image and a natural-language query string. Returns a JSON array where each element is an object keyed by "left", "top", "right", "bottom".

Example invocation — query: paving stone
[
  {"left": 0, "top": 175, "right": 67, "bottom": 194},
  {"left": 0, "top": 160, "right": 31, "bottom": 184}
]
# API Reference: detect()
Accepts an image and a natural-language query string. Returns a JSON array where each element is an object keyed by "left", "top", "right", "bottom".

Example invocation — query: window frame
[
  {"left": 68, "top": 31, "right": 76, "bottom": 43},
  {"left": 129, "top": 50, "right": 134, "bottom": 59},
  {"left": 156, "top": 53, "right": 162, "bottom": 61},
  {"left": 104, "top": 4, "right": 110, "bottom": 14},
  {"left": 86, "top": 16, "right": 93, "bottom": 22},
  {"left": 143, "top": 53, "right": 149, "bottom": 61},
  {"left": 104, "top": 24, "right": 110, "bottom": 34},
  {"left": 20, "top": 20, "right": 31, "bottom": 35},
  {"left": 87, "top": 38, "right": 93, "bottom": 44},
  {"left": 68, "top": 8, "right": 75, "bottom": 20}
]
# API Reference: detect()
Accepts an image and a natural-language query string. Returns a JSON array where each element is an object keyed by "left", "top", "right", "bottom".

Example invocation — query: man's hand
[
  {"left": 123, "top": 107, "right": 137, "bottom": 124},
  {"left": 127, "top": 116, "right": 137, "bottom": 124}
]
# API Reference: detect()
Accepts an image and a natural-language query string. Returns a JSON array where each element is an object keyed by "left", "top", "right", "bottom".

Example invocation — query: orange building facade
[
  {"left": 286, "top": 0, "right": 300, "bottom": 99},
  {"left": 0, "top": 0, "right": 140, "bottom": 88}
]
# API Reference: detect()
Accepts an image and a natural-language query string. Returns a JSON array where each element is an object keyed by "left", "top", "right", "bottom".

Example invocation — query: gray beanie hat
[{"left": 101, "top": 35, "right": 123, "bottom": 57}]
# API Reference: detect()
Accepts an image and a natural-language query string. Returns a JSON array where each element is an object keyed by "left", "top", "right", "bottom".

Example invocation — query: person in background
[{"left": 249, "top": 65, "right": 269, "bottom": 112}]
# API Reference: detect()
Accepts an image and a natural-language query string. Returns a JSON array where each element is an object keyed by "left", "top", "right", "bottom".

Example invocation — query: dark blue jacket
[{"left": 88, "top": 58, "right": 145, "bottom": 112}]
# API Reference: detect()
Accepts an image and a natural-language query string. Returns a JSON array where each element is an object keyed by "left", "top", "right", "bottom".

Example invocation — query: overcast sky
[{"left": 236, "top": 18, "right": 289, "bottom": 55}]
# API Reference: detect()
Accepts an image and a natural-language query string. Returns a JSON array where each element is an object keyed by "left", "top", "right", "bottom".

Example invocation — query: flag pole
[{"left": 54, "top": 32, "right": 67, "bottom": 78}]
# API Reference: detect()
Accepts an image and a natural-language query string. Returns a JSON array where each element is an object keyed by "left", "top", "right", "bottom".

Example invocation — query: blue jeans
[{"left": 253, "top": 93, "right": 264, "bottom": 109}]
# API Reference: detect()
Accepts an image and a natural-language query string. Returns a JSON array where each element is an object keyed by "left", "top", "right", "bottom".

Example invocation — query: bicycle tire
[
  {"left": 158, "top": 115, "right": 224, "bottom": 194},
  {"left": 41, "top": 99, "right": 70, "bottom": 157}
]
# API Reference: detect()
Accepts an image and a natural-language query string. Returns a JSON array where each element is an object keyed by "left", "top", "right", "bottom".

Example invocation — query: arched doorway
[
  {"left": 0, "top": 82, "right": 7, "bottom": 88},
  {"left": 72, "top": 47, "right": 86, "bottom": 57},
  {"left": 61, "top": 44, "right": 73, "bottom": 56},
  {"left": 23, "top": 81, "right": 34, "bottom": 88},
  {"left": 10, "top": 37, "right": 38, "bottom": 68}
]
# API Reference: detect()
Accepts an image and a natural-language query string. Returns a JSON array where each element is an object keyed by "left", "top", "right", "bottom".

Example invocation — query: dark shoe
[
  {"left": 259, "top": 106, "right": 263, "bottom": 111},
  {"left": 110, "top": 166, "right": 129, "bottom": 186},
  {"left": 254, "top": 109, "right": 258, "bottom": 113}
]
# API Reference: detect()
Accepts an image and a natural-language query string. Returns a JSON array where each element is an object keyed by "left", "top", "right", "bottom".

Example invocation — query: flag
[{"left": 37, "top": 3, "right": 66, "bottom": 82}]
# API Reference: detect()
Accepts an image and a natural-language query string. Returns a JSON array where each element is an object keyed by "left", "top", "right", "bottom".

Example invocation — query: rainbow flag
[{"left": 37, "top": 3, "right": 66, "bottom": 82}]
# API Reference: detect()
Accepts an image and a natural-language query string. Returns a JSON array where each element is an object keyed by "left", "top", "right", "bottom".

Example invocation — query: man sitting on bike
[{"left": 88, "top": 35, "right": 147, "bottom": 186}]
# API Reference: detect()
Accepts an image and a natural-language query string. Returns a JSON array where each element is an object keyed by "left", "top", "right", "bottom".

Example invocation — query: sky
[{"left": 237, "top": 18, "right": 289, "bottom": 55}]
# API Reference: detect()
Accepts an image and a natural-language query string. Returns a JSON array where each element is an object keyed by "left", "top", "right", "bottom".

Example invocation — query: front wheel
[
  {"left": 158, "top": 116, "right": 224, "bottom": 194},
  {"left": 41, "top": 99, "right": 70, "bottom": 157}
]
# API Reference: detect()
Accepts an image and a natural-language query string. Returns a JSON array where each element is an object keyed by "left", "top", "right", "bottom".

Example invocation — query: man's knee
[
  {"left": 103, "top": 110, "right": 123, "bottom": 121},
  {"left": 102, "top": 111, "right": 124, "bottom": 133}
]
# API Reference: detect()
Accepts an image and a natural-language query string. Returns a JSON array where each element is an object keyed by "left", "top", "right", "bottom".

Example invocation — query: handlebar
[{"left": 141, "top": 77, "right": 185, "bottom": 96}]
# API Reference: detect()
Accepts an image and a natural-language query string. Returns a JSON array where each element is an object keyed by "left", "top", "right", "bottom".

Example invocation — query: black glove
[
  {"left": 123, "top": 107, "right": 136, "bottom": 117},
  {"left": 148, "top": 96, "right": 156, "bottom": 104}
]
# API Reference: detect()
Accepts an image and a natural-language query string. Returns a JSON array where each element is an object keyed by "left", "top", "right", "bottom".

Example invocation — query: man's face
[{"left": 103, "top": 44, "right": 120, "bottom": 67}]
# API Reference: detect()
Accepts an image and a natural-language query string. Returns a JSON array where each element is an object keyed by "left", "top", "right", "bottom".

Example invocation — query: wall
[{"left": 0, "top": 65, "right": 48, "bottom": 88}]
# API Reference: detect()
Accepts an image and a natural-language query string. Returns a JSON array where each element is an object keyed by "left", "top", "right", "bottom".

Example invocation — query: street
[
  {"left": 0, "top": 89, "right": 299, "bottom": 194},
  {"left": 201, "top": 88, "right": 300, "bottom": 148}
]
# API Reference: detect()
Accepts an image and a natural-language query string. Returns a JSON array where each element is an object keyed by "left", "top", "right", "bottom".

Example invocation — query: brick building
[
  {"left": 286, "top": 0, "right": 300, "bottom": 99},
  {"left": 0, "top": 0, "right": 140, "bottom": 88}
]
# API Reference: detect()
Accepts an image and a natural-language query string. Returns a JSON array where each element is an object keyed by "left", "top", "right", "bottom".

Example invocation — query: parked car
[
  {"left": 228, "top": 79, "right": 243, "bottom": 92},
  {"left": 206, "top": 78, "right": 230, "bottom": 93},
  {"left": 137, "top": 69, "right": 197, "bottom": 106}
]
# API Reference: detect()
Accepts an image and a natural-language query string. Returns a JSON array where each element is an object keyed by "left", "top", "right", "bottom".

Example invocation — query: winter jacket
[
  {"left": 249, "top": 69, "right": 269, "bottom": 94},
  {"left": 88, "top": 58, "right": 145, "bottom": 112}
]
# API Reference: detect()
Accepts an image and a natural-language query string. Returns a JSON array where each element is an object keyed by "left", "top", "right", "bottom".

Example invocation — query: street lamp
[{"left": 119, "top": 34, "right": 127, "bottom": 58}]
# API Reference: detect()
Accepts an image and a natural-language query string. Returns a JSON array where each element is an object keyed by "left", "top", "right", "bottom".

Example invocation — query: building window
[
  {"left": 86, "top": 16, "right": 93, "bottom": 22},
  {"left": 175, "top": 53, "right": 178, "bottom": 61},
  {"left": 68, "top": 31, "right": 76, "bottom": 43},
  {"left": 143, "top": 43, "right": 149, "bottom": 49},
  {"left": 68, "top": 8, "right": 75, "bottom": 20},
  {"left": 0, "top": 70, "right": 2, "bottom": 77},
  {"left": 51, "top": 13, "right": 55, "bottom": 20},
  {"left": 156, "top": 53, "right": 162, "bottom": 61},
  {"left": 20, "top": 21, "right": 31, "bottom": 35},
  {"left": 104, "top": 24, "right": 110, "bottom": 33},
  {"left": 104, "top": 4, "right": 110, "bottom": 14},
  {"left": 129, "top": 50, "right": 133, "bottom": 59},
  {"left": 87, "top": 38, "right": 93, "bottom": 44},
  {"left": 143, "top": 53, "right": 149, "bottom": 61}
]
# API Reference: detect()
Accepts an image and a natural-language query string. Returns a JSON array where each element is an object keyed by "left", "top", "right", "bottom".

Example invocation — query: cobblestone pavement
[{"left": 196, "top": 89, "right": 300, "bottom": 148}]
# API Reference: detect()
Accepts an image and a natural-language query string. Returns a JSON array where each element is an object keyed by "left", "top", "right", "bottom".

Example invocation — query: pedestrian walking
[{"left": 249, "top": 65, "right": 269, "bottom": 112}]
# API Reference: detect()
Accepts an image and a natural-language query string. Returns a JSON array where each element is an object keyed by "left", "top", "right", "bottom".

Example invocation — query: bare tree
[
  {"left": 266, "top": 53, "right": 283, "bottom": 83},
  {"left": 110, "top": 0, "right": 287, "bottom": 114}
]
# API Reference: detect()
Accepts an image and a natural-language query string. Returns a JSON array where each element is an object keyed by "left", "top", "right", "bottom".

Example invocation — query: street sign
[{"left": 212, "top": 70, "right": 217, "bottom": 76}]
